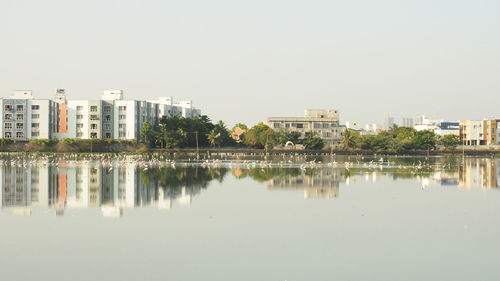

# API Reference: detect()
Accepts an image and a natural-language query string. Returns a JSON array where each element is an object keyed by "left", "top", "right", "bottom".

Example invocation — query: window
[
  {"left": 104, "top": 124, "right": 112, "bottom": 130},
  {"left": 119, "top": 132, "right": 126, "bottom": 138},
  {"left": 90, "top": 106, "right": 98, "bottom": 112},
  {"left": 76, "top": 123, "right": 84, "bottom": 129},
  {"left": 90, "top": 124, "right": 97, "bottom": 130},
  {"left": 16, "top": 114, "right": 23, "bottom": 120},
  {"left": 77, "top": 106, "right": 83, "bottom": 111},
  {"left": 5, "top": 132, "right": 12, "bottom": 138},
  {"left": 4, "top": 114, "right": 12, "bottom": 120},
  {"left": 16, "top": 105, "right": 24, "bottom": 111},
  {"left": 104, "top": 114, "right": 111, "bottom": 121},
  {"left": 105, "top": 132, "right": 111, "bottom": 139},
  {"left": 32, "top": 123, "right": 39, "bottom": 128},
  {"left": 4, "top": 105, "right": 12, "bottom": 111},
  {"left": 32, "top": 132, "right": 40, "bottom": 137},
  {"left": 119, "top": 124, "right": 126, "bottom": 129},
  {"left": 314, "top": 123, "right": 321, "bottom": 129},
  {"left": 119, "top": 106, "right": 127, "bottom": 111},
  {"left": 90, "top": 132, "right": 97, "bottom": 139},
  {"left": 103, "top": 105, "right": 111, "bottom": 113},
  {"left": 32, "top": 105, "right": 40, "bottom": 110},
  {"left": 90, "top": 115, "right": 99, "bottom": 120},
  {"left": 119, "top": 115, "right": 126, "bottom": 120},
  {"left": 5, "top": 123, "right": 12, "bottom": 129},
  {"left": 32, "top": 114, "right": 40, "bottom": 119},
  {"left": 323, "top": 123, "right": 329, "bottom": 128},
  {"left": 16, "top": 132, "right": 24, "bottom": 138},
  {"left": 77, "top": 114, "right": 83, "bottom": 119},
  {"left": 76, "top": 132, "right": 83, "bottom": 138},
  {"left": 16, "top": 123, "right": 24, "bottom": 130},
  {"left": 273, "top": 123, "right": 281, "bottom": 129},
  {"left": 285, "top": 123, "right": 290, "bottom": 128},
  {"left": 296, "top": 123, "right": 304, "bottom": 129}
]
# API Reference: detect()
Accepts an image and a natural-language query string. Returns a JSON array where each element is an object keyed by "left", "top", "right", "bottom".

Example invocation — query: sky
[{"left": 1, "top": 0, "right": 499, "bottom": 127}]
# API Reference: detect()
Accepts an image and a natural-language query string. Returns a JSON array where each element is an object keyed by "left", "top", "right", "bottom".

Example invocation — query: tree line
[
  {"left": 140, "top": 116, "right": 325, "bottom": 149},
  {"left": 140, "top": 116, "right": 462, "bottom": 151},
  {"left": 340, "top": 125, "right": 461, "bottom": 153}
]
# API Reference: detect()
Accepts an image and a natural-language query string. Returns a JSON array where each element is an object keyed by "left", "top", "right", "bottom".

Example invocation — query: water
[{"left": 1, "top": 154, "right": 499, "bottom": 281}]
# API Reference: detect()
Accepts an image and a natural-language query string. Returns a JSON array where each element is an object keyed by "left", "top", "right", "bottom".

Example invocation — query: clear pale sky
[{"left": 1, "top": 0, "right": 499, "bottom": 127}]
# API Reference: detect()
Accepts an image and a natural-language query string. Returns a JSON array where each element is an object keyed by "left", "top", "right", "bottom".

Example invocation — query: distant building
[
  {"left": 401, "top": 117, "right": 414, "bottom": 128},
  {"left": 363, "top": 123, "right": 380, "bottom": 135},
  {"left": 382, "top": 115, "right": 395, "bottom": 130},
  {"left": 414, "top": 116, "right": 442, "bottom": 131},
  {"left": 267, "top": 109, "right": 345, "bottom": 147},
  {"left": 345, "top": 121, "right": 363, "bottom": 132},
  {"left": 434, "top": 122, "right": 460, "bottom": 137}
]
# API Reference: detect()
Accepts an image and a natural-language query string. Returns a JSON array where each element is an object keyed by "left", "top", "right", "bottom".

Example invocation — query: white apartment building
[
  {"left": 0, "top": 90, "right": 57, "bottom": 140},
  {"left": 1, "top": 89, "right": 202, "bottom": 141},
  {"left": 148, "top": 97, "right": 201, "bottom": 119},
  {"left": 267, "top": 109, "right": 345, "bottom": 147},
  {"left": 0, "top": 89, "right": 201, "bottom": 141}
]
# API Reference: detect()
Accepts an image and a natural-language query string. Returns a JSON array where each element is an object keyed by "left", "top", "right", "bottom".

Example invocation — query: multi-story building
[
  {"left": 460, "top": 119, "right": 500, "bottom": 146},
  {"left": 1, "top": 89, "right": 201, "bottom": 141},
  {"left": 0, "top": 90, "right": 57, "bottom": 140},
  {"left": 267, "top": 109, "right": 345, "bottom": 147},
  {"left": 382, "top": 115, "right": 395, "bottom": 130},
  {"left": 148, "top": 97, "right": 201, "bottom": 119},
  {"left": 434, "top": 122, "right": 460, "bottom": 137},
  {"left": 401, "top": 117, "right": 414, "bottom": 128}
]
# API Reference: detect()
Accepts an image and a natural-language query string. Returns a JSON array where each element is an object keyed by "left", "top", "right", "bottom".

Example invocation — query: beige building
[
  {"left": 460, "top": 119, "right": 500, "bottom": 146},
  {"left": 267, "top": 109, "right": 345, "bottom": 147}
]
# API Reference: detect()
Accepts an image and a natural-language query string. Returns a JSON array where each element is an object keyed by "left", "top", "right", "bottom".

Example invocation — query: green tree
[
  {"left": 277, "top": 129, "right": 301, "bottom": 146},
  {"left": 340, "top": 129, "right": 359, "bottom": 150},
  {"left": 243, "top": 123, "right": 277, "bottom": 149},
  {"left": 414, "top": 130, "right": 437, "bottom": 151},
  {"left": 302, "top": 131, "right": 325, "bottom": 150},
  {"left": 206, "top": 129, "right": 221, "bottom": 147},
  {"left": 232, "top": 123, "right": 248, "bottom": 131},
  {"left": 390, "top": 126, "right": 417, "bottom": 152},
  {"left": 439, "top": 135, "right": 461, "bottom": 150},
  {"left": 213, "top": 121, "right": 235, "bottom": 146},
  {"left": 140, "top": 121, "right": 153, "bottom": 145}
]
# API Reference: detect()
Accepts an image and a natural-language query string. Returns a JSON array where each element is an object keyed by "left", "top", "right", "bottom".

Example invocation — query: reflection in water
[
  {"left": 1, "top": 163, "right": 217, "bottom": 217},
  {"left": 266, "top": 168, "right": 342, "bottom": 199},
  {"left": 1, "top": 157, "right": 499, "bottom": 216}
]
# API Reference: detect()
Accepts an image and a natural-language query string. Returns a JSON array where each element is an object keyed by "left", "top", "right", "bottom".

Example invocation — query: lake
[{"left": 1, "top": 154, "right": 499, "bottom": 281}]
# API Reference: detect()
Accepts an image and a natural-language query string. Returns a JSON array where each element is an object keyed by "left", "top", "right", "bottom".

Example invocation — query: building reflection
[
  {"left": 1, "top": 157, "right": 499, "bottom": 216},
  {"left": 0, "top": 163, "right": 205, "bottom": 217},
  {"left": 266, "top": 168, "right": 343, "bottom": 199},
  {"left": 458, "top": 158, "right": 499, "bottom": 189}
]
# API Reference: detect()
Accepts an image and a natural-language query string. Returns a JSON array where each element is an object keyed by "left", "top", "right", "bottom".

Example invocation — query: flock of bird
[{"left": 0, "top": 152, "right": 444, "bottom": 175}]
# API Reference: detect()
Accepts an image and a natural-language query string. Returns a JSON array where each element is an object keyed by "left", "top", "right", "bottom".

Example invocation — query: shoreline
[{"left": 0, "top": 147, "right": 498, "bottom": 156}]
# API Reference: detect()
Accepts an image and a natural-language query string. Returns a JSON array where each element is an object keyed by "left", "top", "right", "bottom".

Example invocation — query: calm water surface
[{"left": 1, "top": 154, "right": 499, "bottom": 281}]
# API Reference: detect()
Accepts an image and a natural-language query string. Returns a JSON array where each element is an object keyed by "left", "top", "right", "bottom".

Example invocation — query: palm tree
[
  {"left": 206, "top": 129, "right": 221, "bottom": 148},
  {"left": 340, "top": 129, "right": 357, "bottom": 150}
]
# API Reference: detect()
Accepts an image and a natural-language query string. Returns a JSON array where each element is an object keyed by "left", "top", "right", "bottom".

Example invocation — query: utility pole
[{"left": 195, "top": 131, "right": 199, "bottom": 159}]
